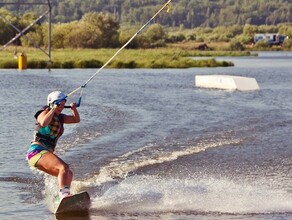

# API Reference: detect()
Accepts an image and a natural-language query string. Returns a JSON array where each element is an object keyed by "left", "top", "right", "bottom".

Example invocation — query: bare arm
[
  {"left": 63, "top": 103, "right": 80, "bottom": 124},
  {"left": 37, "top": 106, "right": 58, "bottom": 127}
]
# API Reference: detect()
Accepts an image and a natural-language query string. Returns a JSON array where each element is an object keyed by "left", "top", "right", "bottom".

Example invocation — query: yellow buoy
[{"left": 18, "top": 53, "right": 27, "bottom": 70}]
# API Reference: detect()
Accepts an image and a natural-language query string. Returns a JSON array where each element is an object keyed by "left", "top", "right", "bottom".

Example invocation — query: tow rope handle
[
  {"left": 64, "top": 96, "right": 82, "bottom": 108},
  {"left": 63, "top": 86, "right": 84, "bottom": 108},
  {"left": 54, "top": 95, "right": 82, "bottom": 109}
]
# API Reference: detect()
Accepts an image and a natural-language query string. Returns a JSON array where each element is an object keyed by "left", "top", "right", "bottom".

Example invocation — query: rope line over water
[{"left": 66, "top": 0, "right": 172, "bottom": 100}]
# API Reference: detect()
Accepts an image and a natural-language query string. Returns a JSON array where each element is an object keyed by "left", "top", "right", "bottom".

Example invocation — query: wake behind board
[{"left": 54, "top": 191, "right": 90, "bottom": 215}]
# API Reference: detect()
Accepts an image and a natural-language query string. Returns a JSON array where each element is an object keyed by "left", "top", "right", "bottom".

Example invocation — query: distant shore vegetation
[
  {"left": 0, "top": 47, "right": 239, "bottom": 69},
  {"left": 0, "top": 9, "right": 291, "bottom": 69}
]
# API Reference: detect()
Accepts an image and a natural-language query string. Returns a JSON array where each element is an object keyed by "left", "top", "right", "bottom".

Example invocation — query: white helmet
[{"left": 47, "top": 91, "right": 67, "bottom": 105}]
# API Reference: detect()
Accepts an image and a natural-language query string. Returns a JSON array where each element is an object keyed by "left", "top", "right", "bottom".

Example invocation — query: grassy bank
[{"left": 0, "top": 46, "right": 246, "bottom": 69}]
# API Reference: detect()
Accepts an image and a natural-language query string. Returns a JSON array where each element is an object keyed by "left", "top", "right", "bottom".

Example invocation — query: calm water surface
[{"left": 1, "top": 52, "right": 292, "bottom": 220}]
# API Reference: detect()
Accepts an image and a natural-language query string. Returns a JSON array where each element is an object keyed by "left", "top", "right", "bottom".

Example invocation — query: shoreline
[
  {"left": 0, "top": 47, "right": 238, "bottom": 69},
  {"left": 2, "top": 44, "right": 284, "bottom": 69}
]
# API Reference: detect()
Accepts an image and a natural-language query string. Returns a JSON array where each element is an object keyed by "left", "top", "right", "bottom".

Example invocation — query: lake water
[{"left": 1, "top": 51, "right": 292, "bottom": 220}]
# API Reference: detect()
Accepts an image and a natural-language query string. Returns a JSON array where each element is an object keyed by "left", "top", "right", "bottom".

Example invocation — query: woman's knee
[{"left": 58, "top": 162, "right": 71, "bottom": 175}]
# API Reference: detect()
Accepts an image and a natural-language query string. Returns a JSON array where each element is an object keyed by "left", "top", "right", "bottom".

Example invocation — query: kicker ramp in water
[{"left": 195, "top": 75, "right": 260, "bottom": 91}]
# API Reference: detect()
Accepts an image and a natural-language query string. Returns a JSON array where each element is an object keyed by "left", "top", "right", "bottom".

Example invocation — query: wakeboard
[{"left": 54, "top": 191, "right": 90, "bottom": 215}]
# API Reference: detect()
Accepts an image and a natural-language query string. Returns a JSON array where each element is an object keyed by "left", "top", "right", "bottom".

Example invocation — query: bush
[
  {"left": 229, "top": 39, "right": 245, "bottom": 51},
  {"left": 66, "top": 23, "right": 102, "bottom": 48},
  {"left": 51, "top": 61, "right": 62, "bottom": 68},
  {"left": 283, "top": 39, "right": 292, "bottom": 50},
  {"left": 186, "top": 34, "right": 196, "bottom": 41},
  {"left": 20, "top": 26, "right": 44, "bottom": 47},
  {"left": 145, "top": 24, "right": 167, "bottom": 47},
  {"left": 236, "top": 34, "right": 254, "bottom": 44},
  {"left": 61, "top": 61, "right": 75, "bottom": 68},
  {"left": 254, "top": 40, "right": 271, "bottom": 50},
  {"left": 166, "top": 34, "right": 186, "bottom": 43},
  {"left": 75, "top": 59, "right": 103, "bottom": 68},
  {"left": 0, "top": 61, "right": 17, "bottom": 68},
  {"left": 119, "top": 30, "right": 150, "bottom": 49},
  {"left": 110, "top": 60, "right": 137, "bottom": 68},
  {"left": 28, "top": 60, "right": 48, "bottom": 68}
]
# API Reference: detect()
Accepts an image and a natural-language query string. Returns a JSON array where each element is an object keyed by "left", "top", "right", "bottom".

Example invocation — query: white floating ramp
[{"left": 195, "top": 75, "right": 260, "bottom": 91}]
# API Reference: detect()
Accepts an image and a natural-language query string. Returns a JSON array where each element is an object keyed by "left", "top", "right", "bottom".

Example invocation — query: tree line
[
  {"left": 1, "top": 0, "right": 292, "bottom": 27},
  {"left": 0, "top": 3, "right": 292, "bottom": 50}
]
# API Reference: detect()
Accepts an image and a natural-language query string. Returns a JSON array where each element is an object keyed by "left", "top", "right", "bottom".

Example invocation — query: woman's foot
[{"left": 59, "top": 186, "right": 71, "bottom": 199}]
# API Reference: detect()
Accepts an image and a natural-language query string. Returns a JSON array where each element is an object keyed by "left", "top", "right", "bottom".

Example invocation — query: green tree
[
  {"left": 2, "top": 0, "right": 292, "bottom": 27},
  {"left": 81, "top": 12, "right": 120, "bottom": 48},
  {"left": 20, "top": 25, "right": 44, "bottom": 47},
  {"left": 0, "top": 8, "right": 18, "bottom": 45},
  {"left": 243, "top": 24, "right": 258, "bottom": 43},
  {"left": 51, "top": 22, "right": 77, "bottom": 48},
  {"left": 119, "top": 28, "right": 150, "bottom": 49},
  {"left": 145, "top": 23, "right": 166, "bottom": 47},
  {"left": 66, "top": 22, "right": 102, "bottom": 48}
]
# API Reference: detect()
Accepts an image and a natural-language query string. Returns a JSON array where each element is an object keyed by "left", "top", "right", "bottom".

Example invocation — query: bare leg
[{"left": 36, "top": 151, "right": 73, "bottom": 189}]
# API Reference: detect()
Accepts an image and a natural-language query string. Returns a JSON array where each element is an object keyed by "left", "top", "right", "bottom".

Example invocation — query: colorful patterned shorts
[{"left": 27, "top": 144, "right": 49, "bottom": 167}]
